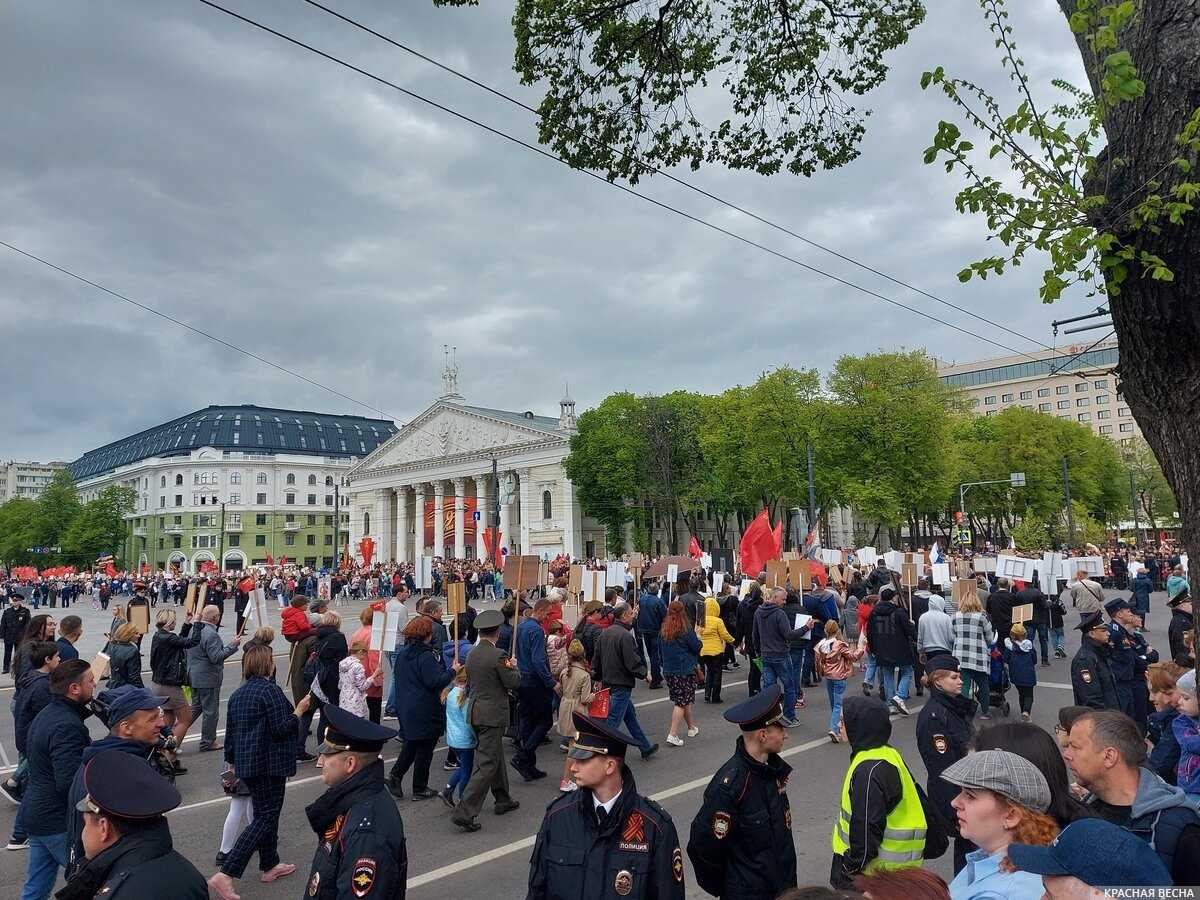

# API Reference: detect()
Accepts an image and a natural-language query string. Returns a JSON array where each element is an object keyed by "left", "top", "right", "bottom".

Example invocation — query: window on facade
[
  {"left": 363, "top": 512, "right": 370, "bottom": 534},
  {"left": 285, "top": 533, "right": 296, "bottom": 546},
  {"left": 256, "top": 534, "right": 266, "bottom": 546},
  {"left": 1037, "top": 388, "right": 1050, "bottom": 397},
  {"left": 1095, "top": 394, "right": 1109, "bottom": 405},
  {"left": 308, "top": 474, "right": 317, "bottom": 486},
  {"left": 230, "top": 472, "right": 241, "bottom": 485},
  {"left": 1100, "top": 425, "right": 1113, "bottom": 434},
  {"left": 1056, "top": 385, "right": 1069, "bottom": 395},
  {"left": 257, "top": 473, "right": 267, "bottom": 484},
  {"left": 1057, "top": 400, "right": 1070, "bottom": 410},
  {"left": 325, "top": 495, "right": 333, "bottom": 506},
  {"left": 984, "top": 396, "right": 997, "bottom": 405},
  {"left": 160, "top": 475, "right": 166, "bottom": 488},
  {"left": 1118, "top": 406, "right": 1130, "bottom": 417},
  {"left": 1094, "top": 379, "right": 1108, "bottom": 389},
  {"left": 229, "top": 492, "right": 240, "bottom": 504},
  {"left": 229, "top": 534, "right": 240, "bottom": 547},
  {"left": 285, "top": 514, "right": 295, "bottom": 524},
  {"left": 1076, "top": 397, "right": 1089, "bottom": 407},
  {"left": 256, "top": 492, "right": 267, "bottom": 505},
  {"left": 1001, "top": 393, "right": 1013, "bottom": 403},
  {"left": 325, "top": 534, "right": 333, "bottom": 545},
  {"left": 1120, "top": 423, "right": 1134, "bottom": 433},
  {"left": 325, "top": 515, "right": 333, "bottom": 526},
  {"left": 286, "top": 493, "right": 295, "bottom": 505},
  {"left": 542, "top": 490, "right": 552, "bottom": 519},
  {"left": 1019, "top": 391, "right": 1032, "bottom": 400},
  {"left": 1039, "top": 403, "right": 1051, "bottom": 412},
  {"left": 194, "top": 474, "right": 200, "bottom": 485},
  {"left": 307, "top": 534, "right": 316, "bottom": 546},
  {"left": 175, "top": 474, "right": 183, "bottom": 486},
  {"left": 1078, "top": 413, "right": 1091, "bottom": 422},
  {"left": 307, "top": 494, "right": 316, "bottom": 505},
  {"left": 286, "top": 473, "right": 296, "bottom": 485},
  {"left": 256, "top": 513, "right": 267, "bottom": 525},
  {"left": 326, "top": 476, "right": 334, "bottom": 486},
  {"left": 159, "top": 496, "right": 166, "bottom": 508},
  {"left": 1096, "top": 410, "right": 1110, "bottom": 420},
  {"left": 172, "top": 536, "right": 181, "bottom": 549},
  {"left": 1075, "top": 382, "right": 1089, "bottom": 392}
]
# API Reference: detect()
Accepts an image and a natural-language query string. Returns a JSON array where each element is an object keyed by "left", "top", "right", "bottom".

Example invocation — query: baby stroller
[{"left": 988, "top": 643, "right": 1011, "bottom": 717}]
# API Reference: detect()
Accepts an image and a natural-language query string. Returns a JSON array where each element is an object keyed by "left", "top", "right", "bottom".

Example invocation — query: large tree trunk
[{"left": 1060, "top": 0, "right": 1200, "bottom": 642}]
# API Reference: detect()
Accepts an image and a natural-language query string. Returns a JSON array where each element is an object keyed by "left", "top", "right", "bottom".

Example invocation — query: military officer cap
[
  {"left": 97, "top": 685, "right": 170, "bottom": 729},
  {"left": 75, "top": 748, "right": 182, "bottom": 820},
  {"left": 924, "top": 654, "right": 960, "bottom": 676},
  {"left": 722, "top": 684, "right": 785, "bottom": 731},
  {"left": 1104, "top": 596, "right": 1131, "bottom": 616},
  {"left": 475, "top": 609, "right": 504, "bottom": 631},
  {"left": 568, "top": 711, "right": 636, "bottom": 760},
  {"left": 1076, "top": 610, "right": 1106, "bottom": 632},
  {"left": 318, "top": 704, "right": 398, "bottom": 754}
]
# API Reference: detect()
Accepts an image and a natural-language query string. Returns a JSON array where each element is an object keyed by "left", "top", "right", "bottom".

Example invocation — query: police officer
[
  {"left": 304, "top": 704, "right": 407, "bottom": 900},
  {"left": 914, "top": 655, "right": 975, "bottom": 874},
  {"left": 1105, "top": 597, "right": 1158, "bottom": 729},
  {"left": 1071, "top": 611, "right": 1120, "bottom": 711},
  {"left": 59, "top": 748, "right": 207, "bottom": 898},
  {"left": 528, "top": 711, "right": 684, "bottom": 900},
  {"left": 687, "top": 684, "right": 797, "bottom": 899}
]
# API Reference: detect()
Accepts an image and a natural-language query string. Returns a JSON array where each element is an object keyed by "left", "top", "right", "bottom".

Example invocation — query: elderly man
[
  {"left": 185, "top": 604, "right": 240, "bottom": 753},
  {"left": 592, "top": 601, "right": 659, "bottom": 760},
  {"left": 1063, "top": 708, "right": 1200, "bottom": 884},
  {"left": 1067, "top": 569, "right": 1106, "bottom": 615}
]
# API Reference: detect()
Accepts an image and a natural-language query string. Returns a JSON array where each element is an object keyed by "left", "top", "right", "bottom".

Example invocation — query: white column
[
  {"left": 433, "top": 481, "right": 446, "bottom": 558},
  {"left": 475, "top": 476, "right": 488, "bottom": 560},
  {"left": 453, "top": 478, "right": 466, "bottom": 559},
  {"left": 518, "top": 468, "right": 532, "bottom": 555},
  {"left": 395, "top": 486, "right": 408, "bottom": 564},
  {"left": 562, "top": 476, "right": 580, "bottom": 559},
  {"left": 373, "top": 490, "right": 388, "bottom": 556},
  {"left": 499, "top": 474, "right": 512, "bottom": 555},
  {"left": 413, "top": 484, "right": 427, "bottom": 557}
]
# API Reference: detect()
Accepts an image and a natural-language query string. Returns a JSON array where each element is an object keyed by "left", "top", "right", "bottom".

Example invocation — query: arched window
[
  {"left": 256, "top": 472, "right": 268, "bottom": 485},
  {"left": 160, "top": 475, "right": 166, "bottom": 488},
  {"left": 307, "top": 474, "right": 317, "bottom": 486},
  {"left": 363, "top": 512, "right": 370, "bottom": 535},
  {"left": 325, "top": 476, "right": 334, "bottom": 486},
  {"left": 230, "top": 472, "right": 241, "bottom": 485},
  {"left": 542, "top": 490, "right": 552, "bottom": 520},
  {"left": 286, "top": 473, "right": 296, "bottom": 486},
  {"left": 175, "top": 474, "right": 183, "bottom": 486}
]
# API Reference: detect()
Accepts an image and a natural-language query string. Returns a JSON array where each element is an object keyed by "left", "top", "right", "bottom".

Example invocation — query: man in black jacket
[
  {"left": 593, "top": 602, "right": 658, "bottom": 759},
  {"left": 1168, "top": 592, "right": 1194, "bottom": 666},
  {"left": 737, "top": 588, "right": 763, "bottom": 697},
  {"left": 528, "top": 712, "right": 683, "bottom": 900},
  {"left": 1015, "top": 580, "right": 1050, "bottom": 663},
  {"left": 985, "top": 577, "right": 1017, "bottom": 649},
  {"left": 688, "top": 685, "right": 797, "bottom": 899},
  {"left": 1, "top": 593, "right": 30, "bottom": 673},
  {"left": 865, "top": 586, "right": 917, "bottom": 716}
]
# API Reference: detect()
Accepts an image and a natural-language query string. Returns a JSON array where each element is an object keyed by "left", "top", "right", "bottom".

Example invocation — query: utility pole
[
  {"left": 1129, "top": 471, "right": 1140, "bottom": 547},
  {"left": 490, "top": 457, "right": 499, "bottom": 566},
  {"left": 805, "top": 442, "right": 817, "bottom": 543},
  {"left": 1062, "top": 457, "right": 1076, "bottom": 548},
  {"left": 218, "top": 501, "right": 226, "bottom": 573}
]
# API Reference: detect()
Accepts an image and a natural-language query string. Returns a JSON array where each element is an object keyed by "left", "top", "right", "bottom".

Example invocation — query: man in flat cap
[
  {"left": 1072, "top": 611, "right": 1120, "bottom": 711},
  {"left": 687, "top": 684, "right": 797, "bottom": 899},
  {"left": 304, "top": 704, "right": 407, "bottom": 900},
  {"left": 528, "top": 711, "right": 684, "bottom": 900},
  {"left": 59, "top": 748, "right": 207, "bottom": 899}
]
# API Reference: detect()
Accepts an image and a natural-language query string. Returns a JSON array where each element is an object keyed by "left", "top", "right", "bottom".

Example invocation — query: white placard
[
  {"left": 712, "top": 572, "right": 725, "bottom": 595},
  {"left": 245, "top": 588, "right": 268, "bottom": 630},
  {"left": 1068, "top": 556, "right": 1105, "bottom": 579},
  {"left": 884, "top": 550, "right": 903, "bottom": 573},
  {"left": 931, "top": 563, "right": 950, "bottom": 587},
  {"left": 978, "top": 556, "right": 997, "bottom": 573},
  {"left": 857, "top": 547, "right": 878, "bottom": 567},
  {"left": 1182, "top": 553, "right": 1189, "bottom": 574},
  {"left": 1041, "top": 552, "right": 1062, "bottom": 595},
  {"left": 666, "top": 563, "right": 679, "bottom": 585},
  {"left": 793, "top": 614, "right": 813, "bottom": 632},
  {"left": 819, "top": 548, "right": 843, "bottom": 566},
  {"left": 415, "top": 556, "right": 434, "bottom": 590},
  {"left": 1128, "top": 560, "right": 1142, "bottom": 579},
  {"left": 582, "top": 570, "right": 607, "bottom": 604},
  {"left": 606, "top": 561, "right": 628, "bottom": 589},
  {"left": 995, "top": 555, "right": 1035, "bottom": 580},
  {"left": 739, "top": 578, "right": 753, "bottom": 599},
  {"left": 370, "top": 607, "right": 397, "bottom": 652},
  {"left": 701, "top": 553, "right": 712, "bottom": 569}
]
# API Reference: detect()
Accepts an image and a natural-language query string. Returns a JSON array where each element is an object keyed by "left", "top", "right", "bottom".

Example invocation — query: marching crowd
[{"left": 0, "top": 542, "right": 1197, "bottom": 900}]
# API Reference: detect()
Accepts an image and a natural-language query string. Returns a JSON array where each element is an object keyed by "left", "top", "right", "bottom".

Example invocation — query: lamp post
[{"left": 958, "top": 472, "right": 1025, "bottom": 547}]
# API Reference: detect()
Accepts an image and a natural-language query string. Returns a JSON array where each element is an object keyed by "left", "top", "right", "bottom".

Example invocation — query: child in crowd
[
  {"left": 1146, "top": 662, "right": 1185, "bottom": 785},
  {"left": 440, "top": 667, "right": 475, "bottom": 807},
  {"left": 814, "top": 619, "right": 863, "bottom": 743},
  {"left": 546, "top": 619, "right": 569, "bottom": 683},
  {"left": 556, "top": 640, "right": 593, "bottom": 793},
  {"left": 338, "top": 638, "right": 382, "bottom": 719},
  {"left": 1004, "top": 623, "right": 1038, "bottom": 721},
  {"left": 1172, "top": 669, "right": 1200, "bottom": 800}
]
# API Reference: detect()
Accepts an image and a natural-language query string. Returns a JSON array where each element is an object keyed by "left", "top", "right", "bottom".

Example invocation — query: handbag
[
  {"left": 693, "top": 664, "right": 706, "bottom": 684},
  {"left": 587, "top": 688, "right": 610, "bottom": 718}
]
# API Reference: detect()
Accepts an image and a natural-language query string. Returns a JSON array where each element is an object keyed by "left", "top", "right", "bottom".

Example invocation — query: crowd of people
[{"left": 0, "top": 540, "right": 1197, "bottom": 900}]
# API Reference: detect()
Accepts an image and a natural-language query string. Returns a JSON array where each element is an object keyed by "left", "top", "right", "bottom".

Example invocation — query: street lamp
[{"left": 958, "top": 473, "right": 1025, "bottom": 546}]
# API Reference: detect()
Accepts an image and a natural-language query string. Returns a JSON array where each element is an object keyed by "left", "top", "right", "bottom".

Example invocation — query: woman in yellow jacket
[{"left": 698, "top": 594, "right": 735, "bottom": 703}]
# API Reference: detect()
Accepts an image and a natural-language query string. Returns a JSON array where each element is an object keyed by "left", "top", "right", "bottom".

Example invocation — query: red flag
[
  {"left": 359, "top": 538, "right": 374, "bottom": 568},
  {"left": 104, "top": 561, "right": 118, "bottom": 578},
  {"left": 772, "top": 521, "right": 783, "bottom": 559},
  {"left": 266, "top": 553, "right": 274, "bottom": 565},
  {"left": 739, "top": 510, "right": 776, "bottom": 579},
  {"left": 279, "top": 555, "right": 289, "bottom": 567},
  {"left": 688, "top": 535, "right": 702, "bottom": 560},
  {"left": 482, "top": 528, "right": 503, "bottom": 565},
  {"left": 238, "top": 576, "right": 256, "bottom": 594},
  {"left": 808, "top": 559, "right": 828, "bottom": 588}
]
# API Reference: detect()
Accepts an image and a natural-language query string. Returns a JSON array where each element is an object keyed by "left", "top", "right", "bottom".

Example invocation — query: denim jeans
[
  {"left": 825, "top": 678, "right": 847, "bottom": 732},
  {"left": 605, "top": 687, "right": 652, "bottom": 752},
  {"left": 384, "top": 649, "right": 400, "bottom": 715},
  {"left": 880, "top": 664, "right": 913, "bottom": 702},
  {"left": 1050, "top": 627, "right": 1066, "bottom": 652},
  {"left": 788, "top": 649, "right": 806, "bottom": 699},
  {"left": 863, "top": 653, "right": 884, "bottom": 692},
  {"left": 446, "top": 748, "right": 475, "bottom": 798},
  {"left": 21, "top": 832, "right": 68, "bottom": 900},
  {"left": 760, "top": 654, "right": 796, "bottom": 719}
]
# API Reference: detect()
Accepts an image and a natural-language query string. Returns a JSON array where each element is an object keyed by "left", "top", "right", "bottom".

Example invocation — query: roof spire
[{"left": 439, "top": 344, "right": 464, "bottom": 401}]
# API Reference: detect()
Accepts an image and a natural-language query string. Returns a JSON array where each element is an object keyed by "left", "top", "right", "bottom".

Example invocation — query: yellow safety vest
[{"left": 830, "top": 745, "right": 926, "bottom": 871}]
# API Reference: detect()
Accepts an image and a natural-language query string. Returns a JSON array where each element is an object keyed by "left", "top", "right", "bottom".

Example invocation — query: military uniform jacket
[
  {"left": 304, "top": 760, "right": 407, "bottom": 900},
  {"left": 1072, "top": 638, "right": 1120, "bottom": 710},
  {"left": 1106, "top": 623, "right": 1139, "bottom": 683},
  {"left": 528, "top": 767, "right": 684, "bottom": 900},
  {"left": 54, "top": 820, "right": 207, "bottom": 900},
  {"left": 915, "top": 687, "right": 975, "bottom": 837},
  {"left": 687, "top": 738, "right": 797, "bottom": 900}
]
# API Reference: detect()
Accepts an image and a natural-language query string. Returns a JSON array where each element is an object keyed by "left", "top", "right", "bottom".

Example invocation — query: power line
[
  {"left": 193, "top": 0, "right": 1041, "bottom": 359},
  {"left": 298, "top": 0, "right": 1057, "bottom": 356}
]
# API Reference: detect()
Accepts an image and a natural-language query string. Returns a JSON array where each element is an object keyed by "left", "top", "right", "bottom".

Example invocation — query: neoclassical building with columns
[{"left": 346, "top": 366, "right": 591, "bottom": 562}]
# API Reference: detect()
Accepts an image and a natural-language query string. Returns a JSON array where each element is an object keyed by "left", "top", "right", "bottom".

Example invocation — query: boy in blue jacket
[{"left": 1003, "top": 623, "right": 1038, "bottom": 721}]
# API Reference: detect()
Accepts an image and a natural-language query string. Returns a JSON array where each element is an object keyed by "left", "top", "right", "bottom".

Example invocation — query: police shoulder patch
[
  {"left": 352, "top": 857, "right": 377, "bottom": 898},
  {"left": 1080, "top": 669, "right": 1093, "bottom": 684},
  {"left": 712, "top": 811, "right": 731, "bottom": 839},
  {"left": 932, "top": 734, "right": 949, "bottom": 754}
]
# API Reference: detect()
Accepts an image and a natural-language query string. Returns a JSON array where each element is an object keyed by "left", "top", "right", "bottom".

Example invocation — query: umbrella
[{"left": 643, "top": 555, "right": 703, "bottom": 579}]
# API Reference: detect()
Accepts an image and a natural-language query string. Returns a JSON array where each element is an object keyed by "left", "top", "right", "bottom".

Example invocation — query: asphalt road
[{"left": 0, "top": 588, "right": 1174, "bottom": 899}]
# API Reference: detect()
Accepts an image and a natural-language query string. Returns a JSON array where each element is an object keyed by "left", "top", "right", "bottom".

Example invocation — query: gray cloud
[{"left": 0, "top": 0, "right": 1097, "bottom": 462}]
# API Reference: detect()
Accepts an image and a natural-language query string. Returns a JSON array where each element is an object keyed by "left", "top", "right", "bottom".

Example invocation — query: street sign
[
  {"left": 472, "top": 510, "right": 481, "bottom": 521},
  {"left": 957, "top": 528, "right": 972, "bottom": 546}
]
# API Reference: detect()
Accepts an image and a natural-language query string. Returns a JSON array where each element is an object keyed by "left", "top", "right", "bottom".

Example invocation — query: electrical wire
[
  {"left": 299, "top": 0, "right": 1057, "bottom": 355},
  {"left": 192, "top": 0, "right": 1043, "bottom": 359}
]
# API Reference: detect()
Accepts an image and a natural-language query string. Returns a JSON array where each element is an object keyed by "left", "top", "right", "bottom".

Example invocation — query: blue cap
[
  {"left": 723, "top": 684, "right": 784, "bottom": 731},
  {"left": 1104, "top": 596, "right": 1131, "bottom": 616},
  {"left": 318, "top": 704, "right": 398, "bottom": 754},
  {"left": 75, "top": 748, "right": 181, "bottom": 819},
  {"left": 97, "top": 685, "right": 168, "bottom": 729},
  {"left": 1007, "top": 818, "right": 1172, "bottom": 887}
]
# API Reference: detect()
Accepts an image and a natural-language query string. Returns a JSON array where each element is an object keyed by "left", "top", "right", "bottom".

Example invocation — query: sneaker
[
  {"left": 828, "top": 730, "right": 840, "bottom": 743},
  {"left": 891, "top": 696, "right": 911, "bottom": 716},
  {"left": 0, "top": 780, "right": 21, "bottom": 806},
  {"left": 6, "top": 839, "right": 27, "bottom": 851},
  {"left": 439, "top": 788, "right": 456, "bottom": 809},
  {"left": 796, "top": 696, "right": 806, "bottom": 710},
  {"left": 666, "top": 734, "right": 684, "bottom": 747},
  {"left": 1021, "top": 712, "right": 1032, "bottom": 722},
  {"left": 862, "top": 683, "right": 872, "bottom": 697},
  {"left": 640, "top": 743, "right": 660, "bottom": 761},
  {"left": 559, "top": 779, "right": 578, "bottom": 792},
  {"left": 443, "top": 761, "right": 459, "bottom": 771},
  {"left": 686, "top": 726, "right": 700, "bottom": 738}
]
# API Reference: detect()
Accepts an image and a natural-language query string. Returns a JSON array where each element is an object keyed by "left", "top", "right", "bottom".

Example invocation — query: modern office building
[
  {"left": 0, "top": 460, "right": 69, "bottom": 504},
  {"left": 71, "top": 405, "right": 397, "bottom": 572},
  {"left": 936, "top": 338, "right": 1141, "bottom": 443}
]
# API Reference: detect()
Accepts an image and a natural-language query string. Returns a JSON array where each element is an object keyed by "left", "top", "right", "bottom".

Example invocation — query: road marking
[{"left": 407, "top": 704, "right": 925, "bottom": 889}]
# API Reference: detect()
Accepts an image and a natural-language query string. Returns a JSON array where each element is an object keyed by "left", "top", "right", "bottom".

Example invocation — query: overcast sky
[{"left": 0, "top": 0, "right": 1098, "bottom": 464}]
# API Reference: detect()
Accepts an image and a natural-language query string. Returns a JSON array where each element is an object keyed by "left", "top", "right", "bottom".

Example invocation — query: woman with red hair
[{"left": 387, "top": 616, "right": 457, "bottom": 799}]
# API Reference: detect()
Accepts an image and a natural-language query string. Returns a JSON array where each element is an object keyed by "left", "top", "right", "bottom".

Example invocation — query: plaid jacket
[
  {"left": 952, "top": 612, "right": 995, "bottom": 673},
  {"left": 224, "top": 676, "right": 298, "bottom": 778}
]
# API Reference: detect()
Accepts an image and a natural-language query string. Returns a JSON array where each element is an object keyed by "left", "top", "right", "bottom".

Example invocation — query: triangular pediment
[{"left": 350, "top": 402, "right": 561, "bottom": 474}]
